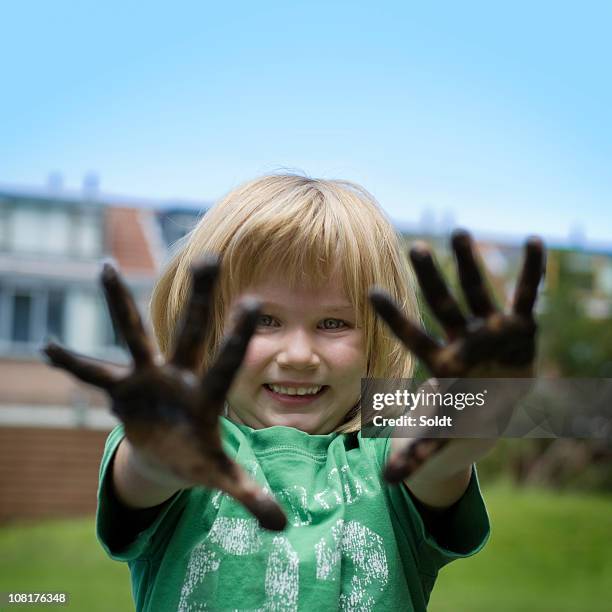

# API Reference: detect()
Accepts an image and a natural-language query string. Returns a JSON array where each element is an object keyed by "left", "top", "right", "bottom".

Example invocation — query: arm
[
  {"left": 42, "top": 258, "right": 286, "bottom": 530},
  {"left": 370, "top": 230, "right": 546, "bottom": 505},
  {"left": 100, "top": 438, "right": 183, "bottom": 552},
  {"left": 391, "top": 434, "right": 473, "bottom": 508},
  {"left": 112, "top": 437, "right": 187, "bottom": 509}
]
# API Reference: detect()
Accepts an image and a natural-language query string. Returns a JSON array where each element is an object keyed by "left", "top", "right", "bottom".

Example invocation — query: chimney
[{"left": 83, "top": 172, "right": 100, "bottom": 200}]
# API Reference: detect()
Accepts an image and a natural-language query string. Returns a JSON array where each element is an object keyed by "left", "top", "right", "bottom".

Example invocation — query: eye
[
  {"left": 257, "top": 314, "right": 278, "bottom": 328},
  {"left": 319, "top": 318, "right": 348, "bottom": 330}
]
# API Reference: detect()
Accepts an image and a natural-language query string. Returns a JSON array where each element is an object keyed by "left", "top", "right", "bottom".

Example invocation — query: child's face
[{"left": 225, "top": 274, "right": 367, "bottom": 434}]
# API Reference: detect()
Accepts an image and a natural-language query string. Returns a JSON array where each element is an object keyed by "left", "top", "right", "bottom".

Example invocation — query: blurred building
[
  {"left": 401, "top": 229, "right": 612, "bottom": 317},
  {"left": 1, "top": 182, "right": 610, "bottom": 522},
  {"left": 0, "top": 184, "right": 205, "bottom": 521}
]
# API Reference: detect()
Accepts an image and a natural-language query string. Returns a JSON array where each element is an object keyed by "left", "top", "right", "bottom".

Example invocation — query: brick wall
[
  {"left": 0, "top": 427, "right": 112, "bottom": 523},
  {"left": 0, "top": 358, "right": 107, "bottom": 407}
]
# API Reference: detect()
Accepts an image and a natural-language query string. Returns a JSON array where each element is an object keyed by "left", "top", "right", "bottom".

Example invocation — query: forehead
[{"left": 240, "top": 275, "right": 353, "bottom": 311}]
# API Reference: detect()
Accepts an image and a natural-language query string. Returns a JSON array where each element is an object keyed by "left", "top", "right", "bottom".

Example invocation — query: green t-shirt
[{"left": 97, "top": 418, "right": 489, "bottom": 611}]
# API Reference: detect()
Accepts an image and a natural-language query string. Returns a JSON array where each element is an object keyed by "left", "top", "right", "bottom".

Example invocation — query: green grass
[
  {"left": 429, "top": 483, "right": 612, "bottom": 612},
  {"left": 1, "top": 484, "right": 611, "bottom": 611},
  {"left": 0, "top": 519, "right": 132, "bottom": 611}
]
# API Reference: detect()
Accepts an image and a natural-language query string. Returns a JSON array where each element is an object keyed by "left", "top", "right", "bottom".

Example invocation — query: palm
[
  {"left": 42, "top": 259, "right": 286, "bottom": 531},
  {"left": 369, "top": 230, "right": 546, "bottom": 481}
]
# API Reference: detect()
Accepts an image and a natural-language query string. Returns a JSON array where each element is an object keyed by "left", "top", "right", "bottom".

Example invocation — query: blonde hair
[{"left": 150, "top": 174, "right": 420, "bottom": 432}]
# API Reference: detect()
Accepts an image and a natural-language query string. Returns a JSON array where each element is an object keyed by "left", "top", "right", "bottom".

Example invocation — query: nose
[{"left": 276, "top": 328, "right": 320, "bottom": 370}]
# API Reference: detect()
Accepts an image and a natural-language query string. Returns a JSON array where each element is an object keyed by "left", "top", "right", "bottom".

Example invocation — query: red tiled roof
[{"left": 105, "top": 207, "right": 158, "bottom": 274}]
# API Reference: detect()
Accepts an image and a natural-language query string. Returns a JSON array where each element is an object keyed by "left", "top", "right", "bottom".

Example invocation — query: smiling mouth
[{"left": 262, "top": 384, "right": 329, "bottom": 403}]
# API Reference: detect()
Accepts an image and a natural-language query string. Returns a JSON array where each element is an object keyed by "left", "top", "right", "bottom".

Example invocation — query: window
[
  {"left": 11, "top": 293, "right": 33, "bottom": 342},
  {"left": 46, "top": 290, "right": 65, "bottom": 341},
  {"left": 75, "top": 213, "right": 103, "bottom": 257},
  {"left": 0, "top": 285, "right": 67, "bottom": 351},
  {"left": 0, "top": 281, "right": 137, "bottom": 360},
  {"left": 5, "top": 203, "right": 103, "bottom": 258}
]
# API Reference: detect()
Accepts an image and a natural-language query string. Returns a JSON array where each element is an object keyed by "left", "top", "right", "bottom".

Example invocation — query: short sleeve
[
  {"left": 96, "top": 425, "right": 189, "bottom": 562},
  {"left": 366, "top": 432, "right": 490, "bottom": 575},
  {"left": 395, "top": 464, "right": 490, "bottom": 571}
]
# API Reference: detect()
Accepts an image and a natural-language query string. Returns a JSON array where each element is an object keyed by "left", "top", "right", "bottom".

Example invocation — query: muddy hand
[
  {"left": 369, "top": 230, "right": 546, "bottom": 483},
  {"left": 41, "top": 258, "right": 287, "bottom": 531}
]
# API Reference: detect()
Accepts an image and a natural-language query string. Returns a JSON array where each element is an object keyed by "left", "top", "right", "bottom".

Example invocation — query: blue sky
[{"left": 2, "top": 1, "right": 611, "bottom": 246}]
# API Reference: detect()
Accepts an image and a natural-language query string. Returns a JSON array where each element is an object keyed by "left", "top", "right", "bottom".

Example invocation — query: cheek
[
  {"left": 326, "top": 341, "right": 367, "bottom": 377},
  {"left": 241, "top": 337, "right": 272, "bottom": 370},
  {"left": 231, "top": 341, "right": 268, "bottom": 396}
]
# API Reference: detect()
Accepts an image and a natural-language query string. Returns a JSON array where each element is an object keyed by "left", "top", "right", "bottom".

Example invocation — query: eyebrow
[
  {"left": 262, "top": 301, "right": 354, "bottom": 313},
  {"left": 320, "top": 305, "right": 355, "bottom": 313}
]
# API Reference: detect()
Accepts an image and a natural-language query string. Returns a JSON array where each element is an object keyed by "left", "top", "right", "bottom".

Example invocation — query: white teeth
[{"left": 267, "top": 384, "right": 322, "bottom": 396}]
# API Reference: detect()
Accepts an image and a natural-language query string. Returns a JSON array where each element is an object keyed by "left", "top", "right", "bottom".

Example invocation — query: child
[{"left": 43, "top": 174, "right": 544, "bottom": 611}]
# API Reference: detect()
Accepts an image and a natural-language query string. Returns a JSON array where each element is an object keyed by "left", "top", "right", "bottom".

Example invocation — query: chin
[
  {"left": 268, "top": 411, "right": 324, "bottom": 434},
  {"left": 273, "top": 414, "right": 315, "bottom": 432}
]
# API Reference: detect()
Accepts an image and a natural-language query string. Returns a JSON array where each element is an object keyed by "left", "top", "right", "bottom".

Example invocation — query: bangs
[{"left": 220, "top": 183, "right": 377, "bottom": 325}]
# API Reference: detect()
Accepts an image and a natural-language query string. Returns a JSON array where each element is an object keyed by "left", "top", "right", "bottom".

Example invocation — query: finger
[
  {"left": 170, "top": 256, "right": 220, "bottom": 370},
  {"left": 451, "top": 229, "right": 496, "bottom": 318},
  {"left": 409, "top": 243, "right": 467, "bottom": 339},
  {"left": 384, "top": 438, "right": 449, "bottom": 483},
  {"left": 513, "top": 237, "right": 546, "bottom": 318},
  {"left": 101, "top": 263, "right": 155, "bottom": 368},
  {"left": 41, "top": 341, "right": 123, "bottom": 390},
  {"left": 225, "top": 476, "right": 288, "bottom": 532},
  {"left": 198, "top": 297, "right": 261, "bottom": 413},
  {"left": 369, "top": 288, "right": 439, "bottom": 370},
  {"left": 209, "top": 454, "right": 287, "bottom": 531}
]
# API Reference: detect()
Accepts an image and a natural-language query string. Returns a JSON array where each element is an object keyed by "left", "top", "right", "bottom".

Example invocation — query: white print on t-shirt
[
  {"left": 315, "top": 519, "right": 388, "bottom": 610},
  {"left": 276, "top": 485, "right": 313, "bottom": 527},
  {"left": 212, "top": 463, "right": 379, "bottom": 520},
  {"left": 180, "top": 462, "right": 386, "bottom": 610},
  {"left": 177, "top": 517, "right": 298, "bottom": 611},
  {"left": 177, "top": 516, "right": 388, "bottom": 612},
  {"left": 314, "top": 465, "right": 378, "bottom": 509}
]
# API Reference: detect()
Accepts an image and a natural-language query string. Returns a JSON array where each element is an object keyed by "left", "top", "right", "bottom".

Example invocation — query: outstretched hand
[
  {"left": 369, "top": 230, "right": 546, "bottom": 483},
  {"left": 42, "top": 259, "right": 287, "bottom": 531}
]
